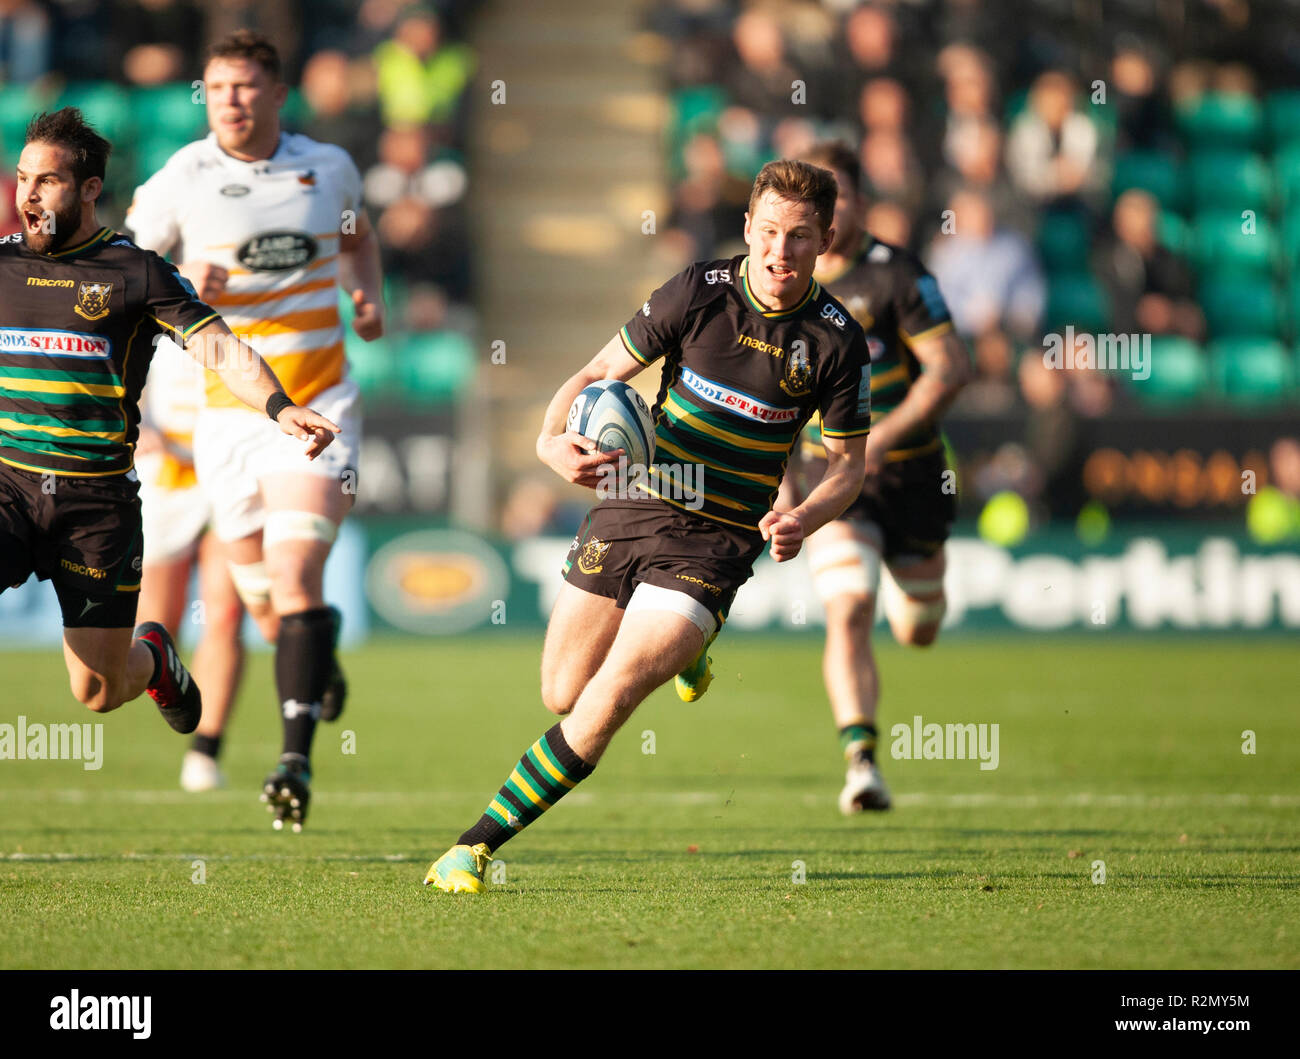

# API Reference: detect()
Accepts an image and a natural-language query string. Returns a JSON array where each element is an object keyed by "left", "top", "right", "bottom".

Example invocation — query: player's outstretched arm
[
  {"left": 184, "top": 320, "right": 341, "bottom": 460},
  {"left": 863, "top": 331, "right": 971, "bottom": 465},
  {"left": 759, "top": 434, "right": 867, "bottom": 562},
  {"left": 338, "top": 209, "right": 385, "bottom": 341},
  {"left": 536, "top": 333, "right": 643, "bottom": 487}
]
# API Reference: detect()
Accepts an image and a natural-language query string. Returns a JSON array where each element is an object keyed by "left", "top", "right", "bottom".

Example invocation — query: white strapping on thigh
[
  {"left": 884, "top": 571, "right": 947, "bottom": 625},
  {"left": 625, "top": 582, "right": 717, "bottom": 638},
  {"left": 807, "top": 537, "right": 882, "bottom": 602},
  {"left": 227, "top": 560, "right": 272, "bottom": 606},
  {"left": 262, "top": 510, "right": 339, "bottom": 549}
]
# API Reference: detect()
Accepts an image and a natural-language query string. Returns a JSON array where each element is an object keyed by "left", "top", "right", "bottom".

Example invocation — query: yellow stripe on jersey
[
  {"left": 0, "top": 417, "right": 125, "bottom": 442},
  {"left": 870, "top": 363, "right": 909, "bottom": 390},
  {"left": 655, "top": 436, "right": 781, "bottom": 487},
  {"left": 2, "top": 377, "right": 124, "bottom": 398},
  {"left": 661, "top": 393, "right": 789, "bottom": 453}
]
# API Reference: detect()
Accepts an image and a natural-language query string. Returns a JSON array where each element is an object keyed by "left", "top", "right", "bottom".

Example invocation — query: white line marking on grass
[{"left": 0, "top": 790, "right": 1297, "bottom": 808}]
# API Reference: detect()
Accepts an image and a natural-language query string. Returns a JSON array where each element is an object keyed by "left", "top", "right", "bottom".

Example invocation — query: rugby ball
[{"left": 567, "top": 380, "right": 656, "bottom": 468}]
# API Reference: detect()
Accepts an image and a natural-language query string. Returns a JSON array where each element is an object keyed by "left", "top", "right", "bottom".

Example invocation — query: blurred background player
[
  {"left": 126, "top": 30, "right": 384, "bottom": 831},
  {"left": 790, "top": 141, "right": 971, "bottom": 815},
  {"left": 423, "top": 161, "right": 871, "bottom": 893},
  {"left": 134, "top": 339, "right": 246, "bottom": 791}
]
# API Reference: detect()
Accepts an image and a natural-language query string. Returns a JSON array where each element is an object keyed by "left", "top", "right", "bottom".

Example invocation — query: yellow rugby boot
[
  {"left": 423, "top": 843, "right": 494, "bottom": 894},
  {"left": 674, "top": 630, "right": 719, "bottom": 702}
]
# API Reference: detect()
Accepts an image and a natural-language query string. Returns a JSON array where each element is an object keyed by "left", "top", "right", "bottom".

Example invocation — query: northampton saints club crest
[
  {"left": 577, "top": 537, "right": 612, "bottom": 575},
  {"left": 780, "top": 342, "right": 813, "bottom": 397},
  {"left": 73, "top": 281, "right": 113, "bottom": 321}
]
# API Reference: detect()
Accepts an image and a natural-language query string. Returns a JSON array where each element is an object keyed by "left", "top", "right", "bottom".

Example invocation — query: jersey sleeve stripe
[
  {"left": 820, "top": 424, "right": 871, "bottom": 439},
  {"left": 619, "top": 326, "right": 652, "bottom": 365},
  {"left": 180, "top": 313, "right": 220, "bottom": 339},
  {"left": 899, "top": 320, "right": 954, "bottom": 346}
]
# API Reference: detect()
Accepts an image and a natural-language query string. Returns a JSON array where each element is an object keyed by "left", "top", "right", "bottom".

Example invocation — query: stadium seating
[
  {"left": 1176, "top": 91, "right": 1265, "bottom": 151},
  {"left": 1208, "top": 336, "right": 1295, "bottom": 403},
  {"left": 1037, "top": 209, "right": 1092, "bottom": 271},
  {"left": 1126, "top": 335, "right": 1208, "bottom": 405},
  {"left": 1188, "top": 151, "right": 1273, "bottom": 213},
  {"left": 1112, "top": 149, "right": 1185, "bottom": 212},
  {"left": 1198, "top": 276, "right": 1284, "bottom": 338},
  {"left": 1265, "top": 89, "right": 1300, "bottom": 147},
  {"left": 1045, "top": 272, "right": 1112, "bottom": 334},
  {"left": 1192, "top": 210, "right": 1278, "bottom": 277}
]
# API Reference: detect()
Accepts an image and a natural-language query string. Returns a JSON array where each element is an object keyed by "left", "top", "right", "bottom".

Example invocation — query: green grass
[{"left": 1, "top": 636, "right": 1297, "bottom": 969}]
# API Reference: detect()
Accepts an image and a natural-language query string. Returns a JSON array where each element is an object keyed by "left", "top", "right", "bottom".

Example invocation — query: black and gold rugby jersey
[
  {"left": 0, "top": 227, "right": 218, "bottom": 477},
  {"left": 619, "top": 254, "right": 871, "bottom": 532},
  {"left": 803, "top": 235, "right": 954, "bottom": 463}
]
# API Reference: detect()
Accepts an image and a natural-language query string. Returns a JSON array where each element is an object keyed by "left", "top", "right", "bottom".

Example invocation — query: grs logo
[
  {"left": 820, "top": 302, "right": 847, "bottom": 329},
  {"left": 704, "top": 269, "right": 731, "bottom": 285}
]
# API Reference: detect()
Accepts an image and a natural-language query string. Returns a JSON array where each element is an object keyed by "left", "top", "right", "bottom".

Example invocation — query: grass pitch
[{"left": 1, "top": 635, "right": 1296, "bottom": 969}]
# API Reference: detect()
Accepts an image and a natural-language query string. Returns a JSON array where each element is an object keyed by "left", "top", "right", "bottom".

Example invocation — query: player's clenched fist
[
  {"left": 350, "top": 289, "right": 384, "bottom": 341},
  {"left": 178, "top": 260, "right": 229, "bottom": 303},
  {"left": 538, "top": 430, "right": 624, "bottom": 488},
  {"left": 759, "top": 509, "right": 805, "bottom": 562},
  {"left": 274, "top": 404, "right": 342, "bottom": 461}
]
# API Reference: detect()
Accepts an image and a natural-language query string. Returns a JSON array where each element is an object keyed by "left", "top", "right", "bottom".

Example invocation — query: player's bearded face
[
  {"left": 14, "top": 143, "right": 88, "bottom": 255},
  {"left": 744, "top": 192, "right": 832, "bottom": 309}
]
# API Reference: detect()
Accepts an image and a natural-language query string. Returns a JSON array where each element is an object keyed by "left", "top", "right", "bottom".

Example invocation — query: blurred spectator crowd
[
  {"left": 0, "top": 0, "right": 484, "bottom": 407},
  {"left": 650, "top": 0, "right": 1300, "bottom": 414},
  {"left": 648, "top": 0, "right": 1300, "bottom": 528}
]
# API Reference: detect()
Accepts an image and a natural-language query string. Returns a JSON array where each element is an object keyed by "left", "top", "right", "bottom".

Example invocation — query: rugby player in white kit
[{"left": 126, "top": 30, "right": 384, "bottom": 830}]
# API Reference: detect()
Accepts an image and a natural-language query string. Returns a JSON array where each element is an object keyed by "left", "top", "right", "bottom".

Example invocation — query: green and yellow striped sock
[
  {"left": 458, "top": 723, "right": 594, "bottom": 852},
  {"left": 839, "top": 723, "right": 877, "bottom": 763}
]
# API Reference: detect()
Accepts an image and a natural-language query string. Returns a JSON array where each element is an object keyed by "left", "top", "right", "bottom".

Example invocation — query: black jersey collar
[
  {"left": 45, "top": 226, "right": 115, "bottom": 259},
  {"left": 739, "top": 255, "right": 819, "bottom": 318}
]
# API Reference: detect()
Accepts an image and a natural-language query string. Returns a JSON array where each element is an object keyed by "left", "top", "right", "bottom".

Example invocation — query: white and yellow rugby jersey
[
  {"left": 126, "top": 131, "right": 363, "bottom": 408},
  {"left": 139, "top": 338, "right": 205, "bottom": 490}
]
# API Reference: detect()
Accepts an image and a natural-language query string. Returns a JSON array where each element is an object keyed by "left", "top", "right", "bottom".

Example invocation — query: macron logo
[{"left": 50, "top": 990, "right": 151, "bottom": 1039}]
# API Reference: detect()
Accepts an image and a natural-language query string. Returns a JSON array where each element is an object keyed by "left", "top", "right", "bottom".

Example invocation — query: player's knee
[
  {"left": 541, "top": 685, "right": 576, "bottom": 716},
  {"left": 205, "top": 599, "right": 245, "bottom": 641},
  {"left": 825, "top": 592, "right": 875, "bottom": 637},
  {"left": 894, "top": 620, "right": 941, "bottom": 648}
]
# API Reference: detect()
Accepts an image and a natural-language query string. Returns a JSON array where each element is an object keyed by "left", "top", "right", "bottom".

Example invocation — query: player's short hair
[
  {"left": 747, "top": 159, "right": 837, "bottom": 235},
  {"left": 800, "top": 141, "right": 862, "bottom": 197},
  {"left": 205, "top": 28, "right": 282, "bottom": 81},
  {"left": 24, "top": 108, "right": 111, "bottom": 189}
]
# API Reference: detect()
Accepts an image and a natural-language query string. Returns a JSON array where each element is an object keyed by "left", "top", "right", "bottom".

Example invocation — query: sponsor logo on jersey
[
  {"left": 679, "top": 367, "right": 800, "bottom": 424},
  {"left": 820, "top": 301, "right": 847, "bottom": 329},
  {"left": 704, "top": 268, "right": 731, "bottom": 284},
  {"left": 73, "top": 281, "right": 113, "bottom": 321},
  {"left": 866, "top": 335, "right": 886, "bottom": 361},
  {"left": 61, "top": 558, "right": 107, "bottom": 580},
  {"left": 780, "top": 343, "right": 813, "bottom": 397},
  {"left": 236, "top": 230, "right": 318, "bottom": 271},
  {"left": 577, "top": 537, "right": 611, "bottom": 575},
  {"left": 297, "top": 169, "right": 317, "bottom": 187},
  {"left": 856, "top": 366, "right": 871, "bottom": 417},
  {"left": 0, "top": 329, "right": 111, "bottom": 358},
  {"left": 25, "top": 277, "right": 75, "bottom": 288},
  {"left": 220, "top": 184, "right": 251, "bottom": 197},
  {"left": 737, "top": 333, "right": 783, "bottom": 357},
  {"left": 642, "top": 300, "right": 651, "bottom": 317}
]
